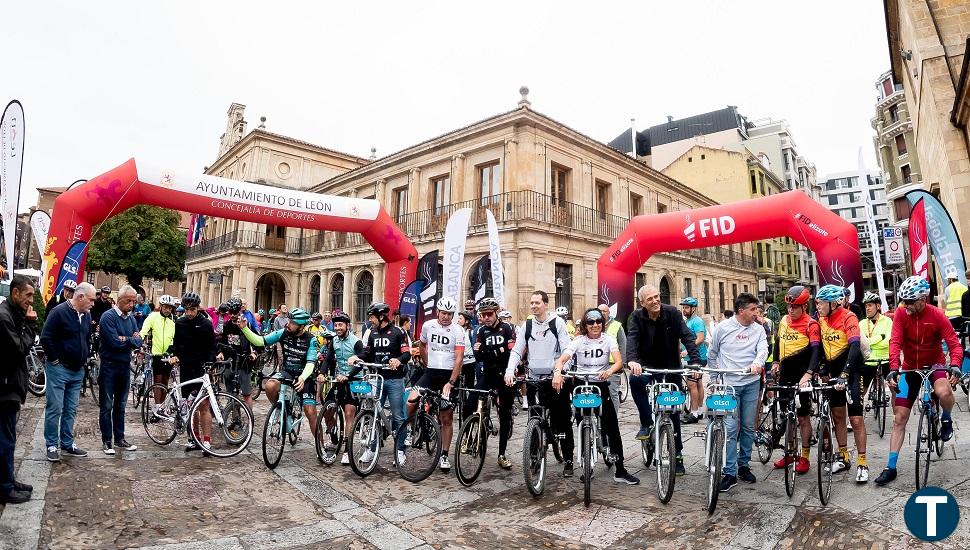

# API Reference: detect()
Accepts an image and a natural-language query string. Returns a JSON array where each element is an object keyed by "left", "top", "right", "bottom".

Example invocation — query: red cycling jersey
[{"left": 888, "top": 302, "right": 963, "bottom": 372}]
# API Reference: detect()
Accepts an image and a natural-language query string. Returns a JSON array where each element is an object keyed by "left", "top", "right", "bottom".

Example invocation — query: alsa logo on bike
[{"left": 684, "top": 215, "right": 735, "bottom": 243}]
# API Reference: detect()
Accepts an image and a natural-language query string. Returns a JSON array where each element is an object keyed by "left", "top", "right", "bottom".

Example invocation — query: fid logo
[
  {"left": 904, "top": 487, "right": 960, "bottom": 541},
  {"left": 684, "top": 216, "right": 735, "bottom": 243}
]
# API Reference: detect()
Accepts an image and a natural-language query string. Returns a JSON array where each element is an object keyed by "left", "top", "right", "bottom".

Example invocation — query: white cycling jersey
[
  {"left": 420, "top": 320, "right": 467, "bottom": 370},
  {"left": 564, "top": 334, "right": 618, "bottom": 377}
]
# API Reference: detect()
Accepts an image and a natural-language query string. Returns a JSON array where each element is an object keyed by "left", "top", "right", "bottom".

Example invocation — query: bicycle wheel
[
  {"left": 755, "top": 401, "right": 775, "bottom": 464},
  {"left": 581, "top": 421, "right": 593, "bottom": 507},
  {"left": 619, "top": 370, "right": 630, "bottom": 403},
  {"left": 251, "top": 372, "right": 263, "bottom": 401},
  {"left": 656, "top": 421, "right": 676, "bottom": 503},
  {"left": 87, "top": 365, "right": 100, "bottom": 405},
  {"left": 142, "top": 384, "right": 178, "bottom": 445},
  {"left": 315, "top": 399, "right": 343, "bottom": 465},
  {"left": 933, "top": 410, "right": 944, "bottom": 457},
  {"left": 348, "top": 410, "right": 381, "bottom": 477},
  {"left": 523, "top": 417, "right": 547, "bottom": 496},
  {"left": 27, "top": 357, "right": 46, "bottom": 397},
  {"left": 784, "top": 413, "right": 797, "bottom": 498},
  {"left": 396, "top": 413, "right": 442, "bottom": 483},
  {"left": 816, "top": 418, "right": 833, "bottom": 505},
  {"left": 915, "top": 404, "right": 931, "bottom": 489},
  {"left": 190, "top": 392, "right": 253, "bottom": 458},
  {"left": 875, "top": 380, "right": 887, "bottom": 438},
  {"left": 262, "top": 402, "right": 286, "bottom": 469},
  {"left": 455, "top": 414, "right": 486, "bottom": 486},
  {"left": 706, "top": 422, "right": 724, "bottom": 515}
]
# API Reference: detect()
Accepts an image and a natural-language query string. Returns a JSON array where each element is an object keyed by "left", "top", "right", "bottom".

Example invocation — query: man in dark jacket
[
  {"left": 0, "top": 275, "right": 38, "bottom": 504},
  {"left": 91, "top": 286, "right": 113, "bottom": 325},
  {"left": 40, "top": 281, "right": 96, "bottom": 462},
  {"left": 45, "top": 279, "right": 76, "bottom": 314},
  {"left": 98, "top": 285, "right": 143, "bottom": 455},
  {"left": 172, "top": 292, "right": 215, "bottom": 451},
  {"left": 626, "top": 284, "right": 701, "bottom": 475}
]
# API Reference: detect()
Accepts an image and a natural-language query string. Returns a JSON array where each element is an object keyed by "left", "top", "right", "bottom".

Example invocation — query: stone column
[
  {"left": 245, "top": 268, "right": 256, "bottom": 305},
  {"left": 373, "top": 264, "right": 385, "bottom": 305},
  {"left": 231, "top": 266, "right": 241, "bottom": 297},
  {"left": 452, "top": 154, "right": 465, "bottom": 202},
  {"left": 342, "top": 267, "right": 353, "bottom": 318},
  {"left": 502, "top": 250, "right": 518, "bottom": 317},
  {"left": 518, "top": 248, "right": 534, "bottom": 308},
  {"left": 504, "top": 137, "right": 518, "bottom": 192},
  {"left": 376, "top": 179, "right": 387, "bottom": 205}
]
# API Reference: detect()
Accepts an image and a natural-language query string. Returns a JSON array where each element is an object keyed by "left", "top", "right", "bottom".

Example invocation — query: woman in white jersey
[{"left": 553, "top": 308, "right": 640, "bottom": 485}]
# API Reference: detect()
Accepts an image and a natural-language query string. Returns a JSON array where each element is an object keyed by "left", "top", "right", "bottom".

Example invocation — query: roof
[
  {"left": 35, "top": 186, "right": 68, "bottom": 193},
  {"left": 251, "top": 129, "right": 371, "bottom": 163},
  {"left": 609, "top": 106, "right": 749, "bottom": 156}
]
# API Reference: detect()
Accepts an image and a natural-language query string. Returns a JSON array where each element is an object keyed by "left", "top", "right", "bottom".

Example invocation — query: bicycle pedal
[{"left": 692, "top": 431, "right": 707, "bottom": 438}]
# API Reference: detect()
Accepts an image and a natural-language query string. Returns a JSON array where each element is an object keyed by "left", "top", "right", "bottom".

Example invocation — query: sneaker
[
  {"left": 563, "top": 460, "right": 574, "bottom": 477},
  {"left": 773, "top": 455, "right": 794, "bottom": 470},
  {"left": 832, "top": 457, "right": 851, "bottom": 474},
  {"left": 738, "top": 466, "right": 756, "bottom": 484},
  {"left": 60, "top": 445, "right": 88, "bottom": 457},
  {"left": 396, "top": 450, "right": 406, "bottom": 466},
  {"left": 940, "top": 419, "right": 954, "bottom": 442},
  {"left": 340, "top": 452, "right": 350, "bottom": 465},
  {"left": 323, "top": 441, "right": 336, "bottom": 452},
  {"left": 0, "top": 489, "right": 30, "bottom": 505},
  {"left": 856, "top": 465, "right": 869, "bottom": 484},
  {"left": 613, "top": 470, "right": 640, "bottom": 485},
  {"left": 360, "top": 449, "right": 376, "bottom": 464},
  {"left": 439, "top": 455, "right": 451, "bottom": 472},
  {"left": 13, "top": 481, "right": 32, "bottom": 493},
  {"left": 497, "top": 455, "right": 512, "bottom": 469},
  {"left": 874, "top": 467, "right": 897, "bottom": 486},
  {"left": 795, "top": 456, "right": 810, "bottom": 475},
  {"left": 201, "top": 440, "right": 212, "bottom": 453},
  {"left": 681, "top": 411, "right": 699, "bottom": 425},
  {"left": 636, "top": 427, "right": 651, "bottom": 441},
  {"left": 719, "top": 474, "right": 738, "bottom": 492},
  {"left": 675, "top": 456, "right": 686, "bottom": 476},
  {"left": 46, "top": 447, "right": 60, "bottom": 462},
  {"left": 185, "top": 440, "right": 200, "bottom": 452},
  {"left": 102, "top": 442, "right": 115, "bottom": 455},
  {"left": 116, "top": 439, "right": 137, "bottom": 451}
]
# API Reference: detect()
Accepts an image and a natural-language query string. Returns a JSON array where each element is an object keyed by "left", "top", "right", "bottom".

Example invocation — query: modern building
[
  {"left": 884, "top": 0, "right": 970, "bottom": 266},
  {"left": 872, "top": 69, "right": 922, "bottom": 229},
  {"left": 186, "top": 93, "right": 759, "bottom": 325},
  {"left": 662, "top": 144, "right": 802, "bottom": 300},
  {"left": 819, "top": 172, "right": 891, "bottom": 288}
]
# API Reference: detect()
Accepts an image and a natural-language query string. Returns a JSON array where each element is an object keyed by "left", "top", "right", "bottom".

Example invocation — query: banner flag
[
  {"left": 398, "top": 280, "right": 423, "bottom": 328},
  {"left": 187, "top": 214, "right": 197, "bottom": 246},
  {"left": 906, "top": 190, "right": 967, "bottom": 286},
  {"left": 53, "top": 240, "right": 85, "bottom": 297},
  {"left": 416, "top": 250, "right": 439, "bottom": 331},
  {"left": 28, "top": 210, "right": 51, "bottom": 281},
  {"left": 909, "top": 199, "right": 929, "bottom": 280},
  {"left": 442, "top": 208, "right": 472, "bottom": 302},
  {"left": 470, "top": 255, "right": 491, "bottom": 302},
  {"left": 0, "top": 101, "right": 26, "bottom": 282},
  {"left": 485, "top": 209, "right": 506, "bottom": 307}
]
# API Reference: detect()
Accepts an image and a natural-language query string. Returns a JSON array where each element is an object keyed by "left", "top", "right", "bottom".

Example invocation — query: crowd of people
[{"left": 0, "top": 268, "right": 967, "bottom": 506}]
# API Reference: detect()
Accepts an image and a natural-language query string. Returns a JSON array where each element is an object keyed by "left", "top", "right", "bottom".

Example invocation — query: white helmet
[
  {"left": 159, "top": 294, "right": 177, "bottom": 306},
  {"left": 62, "top": 279, "right": 78, "bottom": 290},
  {"left": 499, "top": 310, "right": 512, "bottom": 320},
  {"left": 436, "top": 296, "right": 458, "bottom": 313},
  {"left": 897, "top": 276, "right": 931, "bottom": 301},
  {"left": 555, "top": 306, "right": 568, "bottom": 317}
]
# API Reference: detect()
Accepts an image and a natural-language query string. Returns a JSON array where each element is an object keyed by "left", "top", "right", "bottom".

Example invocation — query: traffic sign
[{"left": 885, "top": 234, "right": 904, "bottom": 265}]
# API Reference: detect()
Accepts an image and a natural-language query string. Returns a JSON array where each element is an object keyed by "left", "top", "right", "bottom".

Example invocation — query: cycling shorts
[
  {"left": 847, "top": 362, "right": 876, "bottom": 417},
  {"left": 325, "top": 382, "right": 360, "bottom": 409},
  {"left": 153, "top": 355, "right": 173, "bottom": 376},
  {"left": 414, "top": 368, "right": 453, "bottom": 393},
  {"left": 894, "top": 369, "right": 949, "bottom": 409},
  {"left": 776, "top": 361, "right": 812, "bottom": 417}
]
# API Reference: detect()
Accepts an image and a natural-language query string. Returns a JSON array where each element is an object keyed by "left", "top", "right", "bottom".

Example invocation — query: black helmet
[
  {"left": 217, "top": 303, "right": 229, "bottom": 314},
  {"left": 332, "top": 311, "right": 351, "bottom": 324},
  {"left": 181, "top": 292, "right": 201, "bottom": 308},
  {"left": 311, "top": 311, "right": 323, "bottom": 320},
  {"left": 366, "top": 302, "right": 390, "bottom": 317},
  {"left": 226, "top": 297, "right": 242, "bottom": 313},
  {"left": 476, "top": 297, "right": 500, "bottom": 313}
]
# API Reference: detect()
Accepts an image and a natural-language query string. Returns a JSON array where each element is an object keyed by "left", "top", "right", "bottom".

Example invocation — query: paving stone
[{"left": 239, "top": 520, "right": 350, "bottom": 548}]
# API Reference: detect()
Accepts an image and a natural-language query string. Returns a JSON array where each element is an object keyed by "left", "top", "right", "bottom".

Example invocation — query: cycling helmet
[
  {"left": 217, "top": 303, "right": 229, "bottom": 314},
  {"left": 226, "top": 297, "right": 243, "bottom": 313},
  {"left": 100, "top": 286, "right": 111, "bottom": 294},
  {"left": 464, "top": 299, "right": 476, "bottom": 310},
  {"left": 816, "top": 285, "right": 846, "bottom": 303},
  {"left": 311, "top": 311, "right": 323, "bottom": 320},
  {"left": 785, "top": 285, "right": 811, "bottom": 306},
  {"left": 158, "top": 294, "right": 177, "bottom": 307},
  {"left": 366, "top": 302, "right": 391, "bottom": 317},
  {"left": 862, "top": 291, "right": 881, "bottom": 304},
  {"left": 898, "top": 276, "right": 931, "bottom": 300},
  {"left": 555, "top": 306, "right": 569, "bottom": 317},
  {"left": 476, "top": 297, "right": 501, "bottom": 313},
  {"left": 63, "top": 279, "right": 78, "bottom": 290},
  {"left": 332, "top": 311, "right": 351, "bottom": 324},
  {"left": 268, "top": 308, "right": 277, "bottom": 315},
  {"left": 176, "top": 306, "right": 185, "bottom": 313},
  {"left": 499, "top": 310, "right": 512, "bottom": 320},
  {"left": 181, "top": 292, "right": 201, "bottom": 308},
  {"left": 679, "top": 297, "right": 699, "bottom": 307},
  {"left": 436, "top": 296, "right": 458, "bottom": 313},
  {"left": 289, "top": 307, "right": 311, "bottom": 326},
  {"left": 257, "top": 308, "right": 265, "bottom": 315}
]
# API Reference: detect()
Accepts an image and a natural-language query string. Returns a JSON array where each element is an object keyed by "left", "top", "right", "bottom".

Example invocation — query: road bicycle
[
  {"left": 518, "top": 376, "right": 565, "bottom": 496},
  {"left": 346, "top": 363, "right": 395, "bottom": 477},
  {"left": 764, "top": 381, "right": 801, "bottom": 499},
  {"left": 906, "top": 365, "right": 960, "bottom": 489},
  {"left": 130, "top": 349, "right": 154, "bottom": 411},
  {"left": 262, "top": 373, "right": 306, "bottom": 469},
  {"left": 805, "top": 376, "right": 851, "bottom": 505},
  {"left": 454, "top": 386, "right": 499, "bottom": 486},
  {"left": 251, "top": 345, "right": 279, "bottom": 401},
  {"left": 864, "top": 360, "right": 890, "bottom": 438}
]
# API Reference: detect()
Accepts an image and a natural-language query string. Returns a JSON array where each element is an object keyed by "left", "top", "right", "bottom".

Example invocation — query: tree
[{"left": 87, "top": 205, "right": 185, "bottom": 289}]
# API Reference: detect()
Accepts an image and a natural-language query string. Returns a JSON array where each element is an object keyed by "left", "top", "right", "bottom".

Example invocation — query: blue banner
[
  {"left": 54, "top": 240, "right": 85, "bottom": 296},
  {"left": 398, "top": 280, "right": 422, "bottom": 326},
  {"left": 906, "top": 190, "right": 967, "bottom": 286}
]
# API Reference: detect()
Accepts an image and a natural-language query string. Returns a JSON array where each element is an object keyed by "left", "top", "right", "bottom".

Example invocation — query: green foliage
[
  {"left": 33, "top": 288, "right": 46, "bottom": 327},
  {"left": 87, "top": 205, "right": 186, "bottom": 288}
]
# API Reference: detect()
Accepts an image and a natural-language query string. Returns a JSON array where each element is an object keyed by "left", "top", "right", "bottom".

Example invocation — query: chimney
[{"left": 369, "top": 147, "right": 377, "bottom": 161}]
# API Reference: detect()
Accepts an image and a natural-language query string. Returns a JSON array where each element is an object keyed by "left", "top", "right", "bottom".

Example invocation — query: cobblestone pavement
[{"left": 2, "top": 382, "right": 970, "bottom": 549}]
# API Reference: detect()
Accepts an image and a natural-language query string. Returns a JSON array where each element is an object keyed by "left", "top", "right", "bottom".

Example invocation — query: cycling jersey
[
  {"left": 775, "top": 313, "right": 821, "bottom": 370},
  {"left": 461, "top": 327, "right": 477, "bottom": 365},
  {"left": 474, "top": 322, "right": 516, "bottom": 369},
  {"left": 142, "top": 311, "right": 175, "bottom": 356},
  {"left": 819, "top": 306, "right": 860, "bottom": 363},
  {"left": 563, "top": 334, "right": 618, "bottom": 376},
  {"left": 324, "top": 333, "right": 364, "bottom": 378},
  {"left": 684, "top": 315, "right": 708, "bottom": 361},
  {"left": 419, "top": 320, "right": 467, "bottom": 370},
  {"left": 242, "top": 326, "right": 322, "bottom": 381},
  {"left": 860, "top": 314, "right": 892, "bottom": 362},
  {"left": 889, "top": 303, "right": 964, "bottom": 372},
  {"left": 360, "top": 323, "right": 411, "bottom": 379}
]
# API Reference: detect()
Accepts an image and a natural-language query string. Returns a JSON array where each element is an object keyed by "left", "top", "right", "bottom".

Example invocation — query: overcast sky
[{"left": 3, "top": 0, "right": 889, "bottom": 213}]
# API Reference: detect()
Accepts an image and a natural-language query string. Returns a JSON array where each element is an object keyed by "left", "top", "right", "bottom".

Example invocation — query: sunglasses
[
  {"left": 480, "top": 311, "right": 496, "bottom": 317},
  {"left": 902, "top": 299, "right": 917, "bottom": 305},
  {"left": 585, "top": 319, "right": 604, "bottom": 326}
]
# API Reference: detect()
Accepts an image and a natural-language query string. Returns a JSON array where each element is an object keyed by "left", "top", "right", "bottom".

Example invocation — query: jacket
[
  {"left": 142, "top": 311, "right": 176, "bottom": 356},
  {"left": 626, "top": 304, "right": 700, "bottom": 369},
  {"left": 45, "top": 293, "right": 68, "bottom": 316},
  {"left": 889, "top": 303, "right": 963, "bottom": 371},
  {"left": 0, "top": 300, "right": 36, "bottom": 403},
  {"left": 40, "top": 301, "right": 91, "bottom": 371},
  {"left": 174, "top": 314, "right": 215, "bottom": 368},
  {"left": 99, "top": 307, "right": 143, "bottom": 366}
]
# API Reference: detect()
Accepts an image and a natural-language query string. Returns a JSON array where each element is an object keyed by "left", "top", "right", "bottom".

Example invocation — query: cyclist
[
  {"left": 45, "top": 279, "right": 76, "bottom": 314},
  {"left": 171, "top": 292, "right": 215, "bottom": 452},
  {"left": 240, "top": 308, "right": 324, "bottom": 446},
  {"left": 142, "top": 294, "right": 177, "bottom": 405},
  {"left": 216, "top": 298, "right": 255, "bottom": 410},
  {"left": 320, "top": 311, "right": 363, "bottom": 465},
  {"left": 413, "top": 296, "right": 467, "bottom": 473},
  {"left": 875, "top": 276, "right": 964, "bottom": 485},
  {"left": 499, "top": 310, "right": 513, "bottom": 326},
  {"left": 467, "top": 297, "right": 517, "bottom": 469},
  {"left": 678, "top": 297, "right": 707, "bottom": 425},
  {"left": 348, "top": 302, "right": 412, "bottom": 465},
  {"left": 816, "top": 284, "right": 868, "bottom": 482},
  {"left": 505, "top": 290, "right": 575, "bottom": 476},
  {"left": 860, "top": 292, "right": 892, "bottom": 378},
  {"left": 770, "top": 285, "right": 820, "bottom": 475},
  {"left": 308, "top": 312, "right": 328, "bottom": 338},
  {"left": 556, "top": 307, "right": 577, "bottom": 339},
  {"left": 553, "top": 308, "right": 639, "bottom": 484}
]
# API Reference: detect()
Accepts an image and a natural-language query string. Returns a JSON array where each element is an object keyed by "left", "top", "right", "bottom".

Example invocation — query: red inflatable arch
[
  {"left": 42, "top": 159, "right": 418, "bottom": 309},
  {"left": 598, "top": 190, "right": 862, "bottom": 323}
]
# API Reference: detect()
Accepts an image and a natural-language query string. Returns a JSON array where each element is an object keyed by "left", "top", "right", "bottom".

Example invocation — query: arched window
[
  {"left": 354, "top": 271, "right": 374, "bottom": 325},
  {"left": 659, "top": 276, "right": 672, "bottom": 305},
  {"left": 308, "top": 275, "right": 321, "bottom": 313},
  {"left": 330, "top": 274, "right": 344, "bottom": 313}
]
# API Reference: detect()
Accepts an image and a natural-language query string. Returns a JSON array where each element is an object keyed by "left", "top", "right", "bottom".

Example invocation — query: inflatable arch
[
  {"left": 597, "top": 190, "right": 862, "bottom": 324},
  {"left": 42, "top": 159, "right": 418, "bottom": 309}
]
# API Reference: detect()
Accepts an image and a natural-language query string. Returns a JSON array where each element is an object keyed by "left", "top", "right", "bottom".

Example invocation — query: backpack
[{"left": 524, "top": 316, "right": 562, "bottom": 357}]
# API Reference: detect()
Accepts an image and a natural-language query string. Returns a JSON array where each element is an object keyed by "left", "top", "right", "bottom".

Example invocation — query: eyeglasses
[{"left": 585, "top": 319, "right": 604, "bottom": 326}]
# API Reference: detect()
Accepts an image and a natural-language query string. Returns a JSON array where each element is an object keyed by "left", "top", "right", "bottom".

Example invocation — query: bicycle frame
[
  {"left": 350, "top": 364, "right": 389, "bottom": 452},
  {"left": 569, "top": 372, "right": 606, "bottom": 468},
  {"left": 158, "top": 369, "right": 228, "bottom": 428}
]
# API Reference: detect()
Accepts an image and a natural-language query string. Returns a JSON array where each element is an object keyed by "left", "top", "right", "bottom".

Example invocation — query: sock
[
  {"left": 887, "top": 451, "right": 899, "bottom": 469},
  {"left": 942, "top": 410, "right": 952, "bottom": 421},
  {"left": 839, "top": 447, "right": 849, "bottom": 461},
  {"left": 801, "top": 447, "right": 811, "bottom": 459},
  {"left": 203, "top": 436, "right": 211, "bottom": 443},
  {"left": 858, "top": 454, "right": 867, "bottom": 467},
  {"left": 693, "top": 409, "right": 702, "bottom": 416}
]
